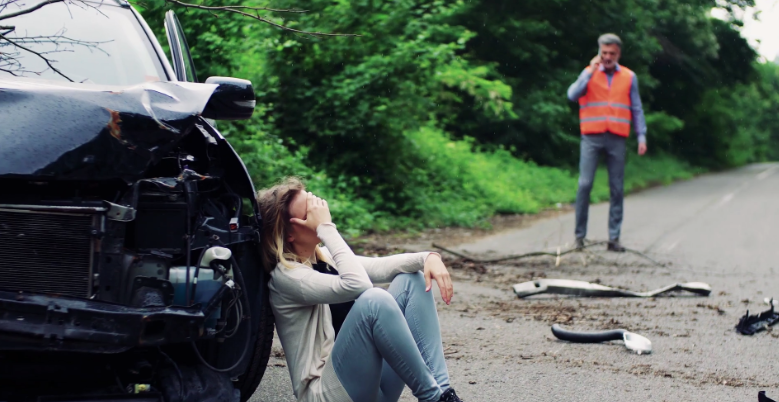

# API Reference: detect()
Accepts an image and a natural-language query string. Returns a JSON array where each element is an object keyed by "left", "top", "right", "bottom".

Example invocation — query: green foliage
[
  {"left": 405, "top": 126, "right": 574, "bottom": 223},
  {"left": 138, "top": 0, "right": 777, "bottom": 236},
  {"left": 756, "top": 64, "right": 779, "bottom": 161},
  {"left": 444, "top": 0, "right": 769, "bottom": 169},
  {"left": 253, "top": 0, "right": 514, "bottom": 216}
]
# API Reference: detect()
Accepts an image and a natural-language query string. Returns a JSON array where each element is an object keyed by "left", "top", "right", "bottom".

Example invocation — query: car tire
[
  {"left": 236, "top": 282, "right": 275, "bottom": 402},
  {"left": 228, "top": 242, "right": 276, "bottom": 402}
]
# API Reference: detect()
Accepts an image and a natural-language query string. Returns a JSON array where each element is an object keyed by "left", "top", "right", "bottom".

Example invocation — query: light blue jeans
[{"left": 330, "top": 272, "right": 450, "bottom": 402}]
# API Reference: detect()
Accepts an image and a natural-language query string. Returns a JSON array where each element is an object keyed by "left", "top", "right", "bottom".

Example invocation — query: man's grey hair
[{"left": 598, "top": 33, "right": 622, "bottom": 49}]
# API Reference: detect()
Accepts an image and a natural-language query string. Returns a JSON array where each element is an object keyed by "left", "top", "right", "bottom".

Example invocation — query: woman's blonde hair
[{"left": 256, "top": 177, "right": 327, "bottom": 273}]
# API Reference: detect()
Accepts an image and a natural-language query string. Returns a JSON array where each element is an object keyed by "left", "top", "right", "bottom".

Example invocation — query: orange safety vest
[{"left": 578, "top": 65, "right": 634, "bottom": 137}]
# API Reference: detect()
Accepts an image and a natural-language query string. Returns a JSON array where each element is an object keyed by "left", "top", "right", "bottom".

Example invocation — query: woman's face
[{"left": 287, "top": 189, "right": 319, "bottom": 249}]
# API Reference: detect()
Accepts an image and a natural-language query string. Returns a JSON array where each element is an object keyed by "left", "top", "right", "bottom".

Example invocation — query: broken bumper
[{"left": 0, "top": 290, "right": 205, "bottom": 353}]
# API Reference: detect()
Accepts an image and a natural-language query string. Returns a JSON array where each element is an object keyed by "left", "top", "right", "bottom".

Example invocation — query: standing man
[{"left": 567, "top": 33, "right": 647, "bottom": 252}]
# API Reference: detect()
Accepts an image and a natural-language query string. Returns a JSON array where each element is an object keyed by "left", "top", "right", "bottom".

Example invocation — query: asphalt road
[{"left": 250, "top": 163, "right": 779, "bottom": 402}]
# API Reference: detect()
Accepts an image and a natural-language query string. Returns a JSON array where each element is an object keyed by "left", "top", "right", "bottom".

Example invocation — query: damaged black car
[{"left": 0, "top": 1, "right": 274, "bottom": 401}]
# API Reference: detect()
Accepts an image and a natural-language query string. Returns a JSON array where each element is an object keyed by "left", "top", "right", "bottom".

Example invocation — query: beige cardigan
[{"left": 268, "top": 222, "right": 435, "bottom": 402}]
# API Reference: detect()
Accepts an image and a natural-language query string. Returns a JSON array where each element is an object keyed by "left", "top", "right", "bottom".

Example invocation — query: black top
[{"left": 313, "top": 261, "right": 355, "bottom": 339}]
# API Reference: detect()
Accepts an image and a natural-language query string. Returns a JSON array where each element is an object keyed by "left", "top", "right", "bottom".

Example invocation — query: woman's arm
[
  {"left": 276, "top": 225, "right": 372, "bottom": 306},
  {"left": 355, "top": 252, "right": 438, "bottom": 284},
  {"left": 357, "top": 252, "right": 454, "bottom": 305}
]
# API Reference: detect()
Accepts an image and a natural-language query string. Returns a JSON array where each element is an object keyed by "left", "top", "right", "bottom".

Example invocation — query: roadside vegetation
[{"left": 140, "top": 0, "right": 779, "bottom": 236}]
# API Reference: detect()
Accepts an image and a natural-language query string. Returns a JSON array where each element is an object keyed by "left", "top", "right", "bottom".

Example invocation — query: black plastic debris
[
  {"left": 551, "top": 324, "right": 652, "bottom": 355},
  {"left": 736, "top": 301, "right": 779, "bottom": 335},
  {"left": 759, "top": 391, "right": 776, "bottom": 402}
]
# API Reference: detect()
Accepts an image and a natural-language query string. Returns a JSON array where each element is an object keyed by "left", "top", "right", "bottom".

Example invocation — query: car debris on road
[
  {"left": 736, "top": 300, "right": 779, "bottom": 335},
  {"left": 551, "top": 324, "right": 653, "bottom": 355},
  {"left": 512, "top": 279, "right": 712, "bottom": 298}
]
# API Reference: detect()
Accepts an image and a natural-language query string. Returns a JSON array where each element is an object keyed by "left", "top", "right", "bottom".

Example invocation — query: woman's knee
[
  {"left": 354, "top": 287, "right": 396, "bottom": 310},
  {"left": 392, "top": 271, "right": 426, "bottom": 291}
]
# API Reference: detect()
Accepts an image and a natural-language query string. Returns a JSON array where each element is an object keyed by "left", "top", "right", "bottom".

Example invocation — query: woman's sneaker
[{"left": 439, "top": 388, "right": 463, "bottom": 402}]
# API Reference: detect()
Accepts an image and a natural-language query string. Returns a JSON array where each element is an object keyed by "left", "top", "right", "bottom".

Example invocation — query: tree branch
[
  {"left": 166, "top": 1, "right": 309, "bottom": 14},
  {"left": 432, "top": 241, "right": 666, "bottom": 267},
  {"left": 0, "top": 52, "right": 49, "bottom": 77},
  {"left": 2, "top": 0, "right": 359, "bottom": 38},
  {"left": 0, "top": 66, "right": 22, "bottom": 76},
  {"left": 0, "top": 33, "right": 72, "bottom": 81},
  {"left": 0, "top": 0, "right": 358, "bottom": 81},
  {"left": 67, "top": 0, "right": 110, "bottom": 19},
  {"left": 0, "top": 52, "right": 21, "bottom": 69},
  {"left": 161, "top": 0, "right": 360, "bottom": 38},
  {"left": 11, "top": 34, "right": 112, "bottom": 56},
  {"left": 0, "top": 0, "right": 65, "bottom": 21},
  {"left": 432, "top": 242, "right": 605, "bottom": 263}
]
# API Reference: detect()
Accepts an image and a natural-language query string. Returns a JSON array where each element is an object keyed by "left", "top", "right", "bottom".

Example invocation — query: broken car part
[
  {"left": 551, "top": 324, "right": 653, "bottom": 355},
  {"left": 736, "top": 302, "right": 779, "bottom": 335},
  {"left": 513, "top": 279, "right": 712, "bottom": 298}
]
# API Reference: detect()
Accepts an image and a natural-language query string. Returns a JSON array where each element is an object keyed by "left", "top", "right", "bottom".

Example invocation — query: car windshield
[{"left": 0, "top": 1, "right": 167, "bottom": 85}]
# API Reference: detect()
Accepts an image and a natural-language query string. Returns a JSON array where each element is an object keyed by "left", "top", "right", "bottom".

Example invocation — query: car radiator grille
[{"left": 0, "top": 209, "right": 95, "bottom": 298}]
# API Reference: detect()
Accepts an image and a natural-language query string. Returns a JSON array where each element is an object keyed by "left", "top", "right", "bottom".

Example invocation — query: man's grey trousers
[{"left": 575, "top": 132, "right": 626, "bottom": 241}]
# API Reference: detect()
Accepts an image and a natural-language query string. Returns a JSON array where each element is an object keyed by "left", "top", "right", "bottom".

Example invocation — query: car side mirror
[{"left": 201, "top": 76, "right": 256, "bottom": 120}]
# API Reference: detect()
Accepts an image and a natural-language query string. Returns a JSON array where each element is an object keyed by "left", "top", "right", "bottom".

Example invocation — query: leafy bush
[{"left": 137, "top": 0, "right": 776, "bottom": 237}]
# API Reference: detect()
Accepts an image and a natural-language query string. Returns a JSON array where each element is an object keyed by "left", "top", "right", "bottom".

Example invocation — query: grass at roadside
[
  {"left": 344, "top": 129, "right": 701, "bottom": 235},
  {"left": 396, "top": 127, "right": 701, "bottom": 232}
]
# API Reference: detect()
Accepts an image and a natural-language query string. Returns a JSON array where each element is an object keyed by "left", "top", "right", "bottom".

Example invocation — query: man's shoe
[
  {"left": 574, "top": 238, "right": 586, "bottom": 250},
  {"left": 439, "top": 388, "right": 463, "bottom": 402},
  {"left": 607, "top": 239, "right": 626, "bottom": 252}
]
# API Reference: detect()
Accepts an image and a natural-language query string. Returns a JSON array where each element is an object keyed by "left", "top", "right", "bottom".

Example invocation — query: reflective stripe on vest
[{"left": 578, "top": 66, "right": 634, "bottom": 137}]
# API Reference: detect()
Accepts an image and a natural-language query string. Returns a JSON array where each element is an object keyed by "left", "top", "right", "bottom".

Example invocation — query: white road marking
[
  {"left": 718, "top": 192, "right": 735, "bottom": 206},
  {"left": 643, "top": 164, "right": 776, "bottom": 253},
  {"left": 756, "top": 167, "right": 777, "bottom": 181}
]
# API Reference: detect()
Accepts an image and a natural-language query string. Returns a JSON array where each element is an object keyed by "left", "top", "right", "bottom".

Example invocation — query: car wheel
[{"left": 236, "top": 285, "right": 275, "bottom": 401}]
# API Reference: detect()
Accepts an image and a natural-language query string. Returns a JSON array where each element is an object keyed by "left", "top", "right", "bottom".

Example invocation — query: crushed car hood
[{"left": 0, "top": 79, "right": 218, "bottom": 181}]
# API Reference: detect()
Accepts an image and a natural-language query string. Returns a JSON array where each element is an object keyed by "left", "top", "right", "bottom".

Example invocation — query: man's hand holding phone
[{"left": 589, "top": 55, "right": 601, "bottom": 72}]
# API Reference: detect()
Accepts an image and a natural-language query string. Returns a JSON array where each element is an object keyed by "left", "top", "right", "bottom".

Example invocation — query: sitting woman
[{"left": 257, "top": 177, "right": 461, "bottom": 402}]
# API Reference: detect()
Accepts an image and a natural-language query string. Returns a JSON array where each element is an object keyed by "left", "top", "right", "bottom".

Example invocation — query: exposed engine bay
[{"left": 0, "top": 80, "right": 273, "bottom": 402}]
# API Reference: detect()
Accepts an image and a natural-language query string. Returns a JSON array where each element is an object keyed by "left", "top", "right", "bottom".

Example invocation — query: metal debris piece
[
  {"left": 551, "top": 324, "right": 652, "bottom": 355},
  {"left": 513, "top": 279, "right": 712, "bottom": 298},
  {"left": 736, "top": 301, "right": 779, "bottom": 335}
]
